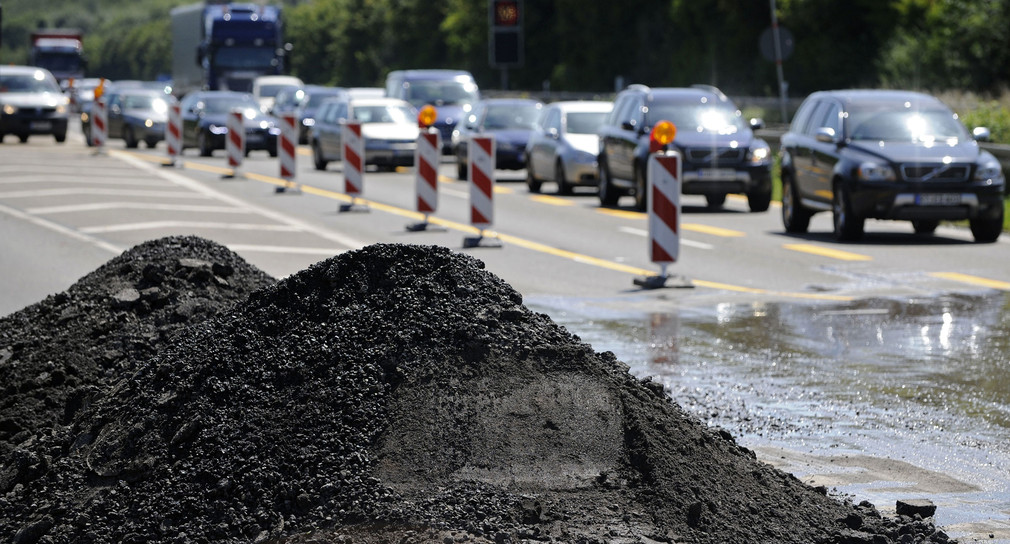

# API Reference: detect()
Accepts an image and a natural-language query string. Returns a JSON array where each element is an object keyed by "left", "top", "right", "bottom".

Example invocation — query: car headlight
[
  {"left": 857, "top": 162, "right": 896, "bottom": 182},
  {"left": 269, "top": 127, "right": 281, "bottom": 136},
  {"left": 56, "top": 104, "right": 67, "bottom": 115},
  {"left": 748, "top": 141, "right": 771, "bottom": 165},
  {"left": 2, "top": 104, "right": 14, "bottom": 115},
  {"left": 80, "top": 112, "right": 90, "bottom": 123},
  {"left": 209, "top": 124, "right": 227, "bottom": 135},
  {"left": 974, "top": 157, "right": 1004, "bottom": 184}
]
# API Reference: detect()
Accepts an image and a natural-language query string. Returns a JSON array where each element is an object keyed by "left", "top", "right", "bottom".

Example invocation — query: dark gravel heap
[
  {"left": 0, "top": 236, "right": 274, "bottom": 459},
  {"left": 0, "top": 242, "right": 953, "bottom": 543}
]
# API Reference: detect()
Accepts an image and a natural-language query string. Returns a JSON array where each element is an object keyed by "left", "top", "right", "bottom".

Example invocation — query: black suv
[
  {"left": 597, "top": 85, "right": 772, "bottom": 211},
  {"left": 780, "top": 90, "right": 1006, "bottom": 242}
]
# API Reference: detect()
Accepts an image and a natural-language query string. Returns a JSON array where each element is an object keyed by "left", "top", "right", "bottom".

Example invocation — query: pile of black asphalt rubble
[{"left": 0, "top": 237, "right": 952, "bottom": 543}]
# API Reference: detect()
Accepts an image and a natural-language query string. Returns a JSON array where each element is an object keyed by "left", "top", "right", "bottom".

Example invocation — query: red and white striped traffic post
[
  {"left": 463, "top": 135, "right": 501, "bottom": 248},
  {"left": 275, "top": 111, "right": 300, "bottom": 193},
  {"left": 339, "top": 120, "right": 368, "bottom": 212},
  {"left": 91, "top": 95, "right": 107, "bottom": 155},
  {"left": 223, "top": 108, "right": 244, "bottom": 178},
  {"left": 634, "top": 121, "right": 692, "bottom": 289},
  {"left": 407, "top": 105, "right": 442, "bottom": 231},
  {"left": 163, "top": 101, "right": 182, "bottom": 167}
]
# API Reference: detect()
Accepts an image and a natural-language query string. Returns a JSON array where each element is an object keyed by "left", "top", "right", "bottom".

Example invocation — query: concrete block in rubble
[{"left": 895, "top": 499, "right": 936, "bottom": 518}]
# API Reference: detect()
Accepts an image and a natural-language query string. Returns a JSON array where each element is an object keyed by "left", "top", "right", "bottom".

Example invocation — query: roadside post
[
  {"left": 163, "top": 101, "right": 182, "bottom": 168},
  {"left": 275, "top": 111, "right": 300, "bottom": 193},
  {"left": 407, "top": 105, "right": 443, "bottom": 231},
  {"left": 223, "top": 108, "right": 244, "bottom": 179},
  {"left": 634, "top": 121, "right": 692, "bottom": 289},
  {"left": 91, "top": 94, "right": 107, "bottom": 155},
  {"left": 463, "top": 135, "right": 501, "bottom": 248},
  {"left": 339, "top": 120, "right": 368, "bottom": 212}
]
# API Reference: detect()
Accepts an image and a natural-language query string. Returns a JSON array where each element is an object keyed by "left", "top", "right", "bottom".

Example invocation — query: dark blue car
[
  {"left": 452, "top": 98, "right": 543, "bottom": 180},
  {"left": 179, "top": 90, "right": 279, "bottom": 157}
]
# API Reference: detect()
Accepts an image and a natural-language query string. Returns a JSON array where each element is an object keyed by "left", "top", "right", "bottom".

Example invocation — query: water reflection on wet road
[{"left": 530, "top": 292, "right": 1010, "bottom": 541}]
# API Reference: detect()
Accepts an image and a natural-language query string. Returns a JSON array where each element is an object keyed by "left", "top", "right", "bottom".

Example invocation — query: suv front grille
[
  {"left": 900, "top": 164, "right": 970, "bottom": 182},
  {"left": 686, "top": 147, "right": 745, "bottom": 164}
]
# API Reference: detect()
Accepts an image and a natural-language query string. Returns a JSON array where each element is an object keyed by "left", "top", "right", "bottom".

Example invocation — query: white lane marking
[
  {"left": 227, "top": 244, "right": 348, "bottom": 256},
  {"left": 0, "top": 202, "right": 123, "bottom": 254},
  {"left": 81, "top": 221, "right": 302, "bottom": 234},
  {"left": 112, "top": 151, "right": 366, "bottom": 249},
  {"left": 28, "top": 202, "right": 252, "bottom": 215},
  {"left": 0, "top": 175, "right": 161, "bottom": 186},
  {"left": 618, "top": 226, "right": 714, "bottom": 250},
  {"left": 443, "top": 187, "right": 469, "bottom": 199},
  {"left": 0, "top": 188, "right": 210, "bottom": 199}
]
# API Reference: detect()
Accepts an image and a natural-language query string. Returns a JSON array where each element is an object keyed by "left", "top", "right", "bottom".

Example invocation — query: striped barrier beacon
[
  {"left": 91, "top": 95, "right": 107, "bottom": 154},
  {"left": 339, "top": 121, "right": 367, "bottom": 212},
  {"left": 224, "top": 108, "right": 245, "bottom": 178},
  {"left": 407, "top": 105, "right": 441, "bottom": 231},
  {"left": 634, "top": 121, "right": 692, "bottom": 289},
  {"left": 164, "top": 101, "right": 182, "bottom": 167},
  {"left": 276, "top": 112, "right": 299, "bottom": 193},
  {"left": 463, "top": 135, "right": 500, "bottom": 248}
]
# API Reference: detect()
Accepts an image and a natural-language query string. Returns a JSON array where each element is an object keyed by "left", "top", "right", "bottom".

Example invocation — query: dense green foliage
[{"left": 3, "top": 0, "right": 1010, "bottom": 98}]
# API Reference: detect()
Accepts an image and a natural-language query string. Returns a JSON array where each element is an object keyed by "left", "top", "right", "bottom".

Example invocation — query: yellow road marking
[
  {"left": 930, "top": 272, "right": 1010, "bottom": 290},
  {"left": 529, "top": 195, "right": 575, "bottom": 206},
  {"left": 682, "top": 223, "right": 745, "bottom": 237},
  {"left": 783, "top": 243, "right": 873, "bottom": 261},
  {"left": 596, "top": 208, "right": 646, "bottom": 219},
  {"left": 493, "top": 185, "right": 514, "bottom": 194},
  {"left": 114, "top": 150, "right": 852, "bottom": 301}
]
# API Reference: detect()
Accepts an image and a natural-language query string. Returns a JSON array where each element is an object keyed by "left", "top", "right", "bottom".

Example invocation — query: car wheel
[
  {"left": 633, "top": 163, "right": 648, "bottom": 211},
  {"left": 747, "top": 177, "right": 772, "bottom": 212},
  {"left": 312, "top": 141, "right": 328, "bottom": 170},
  {"left": 832, "top": 181, "right": 864, "bottom": 241},
  {"left": 18, "top": 134, "right": 29, "bottom": 143},
  {"left": 598, "top": 157, "right": 619, "bottom": 207},
  {"left": 124, "top": 126, "right": 139, "bottom": 149},
  {"left": 556, "top": 160, "right": 572, "bottom": 195},
  {"left": 268, "top": 145, "right": 278, "bottom": 158},
  {"left": 54, "top": 130, "right": 67, "bottom": 143},
  {"left": 145, "top": 138, "right": 159, "bottom": 149},
  {"left": 705, "top": 193, "right": 727, "bottom": 209},
  {"left": 781, "top": 173, "right": 811, "bottom": 233},
  {"left": 526, "top": 163, "right": 542, "bottom": 193},
  {"left": 970, "top": 206, "right": 1004, "bottom": 243},
  {"left": 912, "top": 219, "right": 939, "bottom": 235},
  {"left": 198, "top": 131, "right": 213, "bottom": 157},
  {"left": 457, "top": 158, "right": 468, "bottom": 181}
]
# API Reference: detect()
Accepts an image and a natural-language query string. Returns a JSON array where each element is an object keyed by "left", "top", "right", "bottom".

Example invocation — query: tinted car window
[
  {"left": 847, "top": 106, "right": 968, "bottom": 142},
  {"left": 803, "top": 101, "right": 831, "bottom": 135},
  {"left": 822, "top": 102, "right": 842, "bottom": 134},
  {"left": 790, "top": 99, "right": 817, "bottom": 133},
  {"left": 482, "top": 103, "right": 540, "bottom": 130},
  {"left": 566, "top": 111, "right": 607, "bottom": 134},
  {"left": 646, "top": 102, "right": 745, "bottom": 134}
]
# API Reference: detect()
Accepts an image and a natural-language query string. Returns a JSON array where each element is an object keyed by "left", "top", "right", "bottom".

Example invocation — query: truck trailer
[
  {"left": 171, "top": 1, "right": 288, "bottom": 97},
  {"left": 29, "top": 29, "right": 86, "bottom": 87}
]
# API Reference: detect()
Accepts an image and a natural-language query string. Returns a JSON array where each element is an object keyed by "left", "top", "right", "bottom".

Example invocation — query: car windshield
[
  {"left": 847, "top": 106, "right": 968, "bottom": 143},
  {"left": 646, "top": 102, "right": 745, "bottom": 134},
  {"left": 566, "top": 111, "right": 608, "bottom": 134},
  {"left": 199, "top": 95, "right": 258, "bottom": 114},
  {"left": 260, "top": 84, "right": 295, "bottom": 98},
  {"left": 306, "top": 92, "right": 342, "bottom": 108},
  {"left": 213, "top": 47, "right": 277, "bottom": 70},
  {"left": 0, "top": 72, "right": 61, "bottom": 93},
  {"left": 122, "top": 95, "right": 168, "bottom": 113},
  {"left": 483, "top": 104, "right": 540, "bottom": 130},
  {"left": 403, "top": 80, "right": 479, "bottom": 107},
  {"left": 352, "top": 104, "right": 413, "bottom": 124}
]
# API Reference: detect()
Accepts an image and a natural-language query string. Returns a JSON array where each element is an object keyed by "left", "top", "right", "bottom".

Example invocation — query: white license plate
[
  {"left": 697, "top": 168, "right": 736, "bottom": 179},
  {"left": 246, "top": 134, "right": 264, "bottom": 144},
  {"left": 30, "top": 121, "right": 52, "bottom": 131},
  {"left": 916, "top": 193, "right": 961, "bottom": 206}
]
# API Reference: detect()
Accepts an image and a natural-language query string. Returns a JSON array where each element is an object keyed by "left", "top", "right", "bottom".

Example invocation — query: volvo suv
[
  {"left": 597, "top": 85, "right": 772, "bottom": 211},
  {"left": 780, "top": 90, "right": 1005, "bottom": 242}
]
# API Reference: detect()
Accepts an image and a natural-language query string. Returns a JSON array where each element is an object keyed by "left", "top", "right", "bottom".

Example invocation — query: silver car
[
  {"left": 310, "top": 97, "right": 419, "bottom": 171},
  {"left": 525, "top": 100, "right": 613, "bottom": 194}
]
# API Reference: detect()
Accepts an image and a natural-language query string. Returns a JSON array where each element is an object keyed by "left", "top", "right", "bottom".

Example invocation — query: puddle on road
[{"left": 528, "top": 291, "right": 1010, "bottom": 541}]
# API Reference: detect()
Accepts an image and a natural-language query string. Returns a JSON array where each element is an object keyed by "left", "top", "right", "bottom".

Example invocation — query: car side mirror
[
  {"left": 750, "top": 117, "right": 765, "bottom": 130},
  {"left": 972, "top": 126, "right": 991, "bottom": 142},
  {"left": 815, "top": 127, "right": 839, "bottom": 144},
  {"left": 621, "top": 120, "right": 637, "bottom": 132},
  {"left": 547, "top": 127, "right": 559, "bottom": 139}
]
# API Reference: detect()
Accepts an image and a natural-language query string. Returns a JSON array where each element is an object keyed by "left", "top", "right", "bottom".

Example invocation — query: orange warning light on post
[
  {"left": 649, "top": 120, "right": 676, "bottom": 153},
  {"left": 418, "top": 105, "right": 437, "bottom": 129}
]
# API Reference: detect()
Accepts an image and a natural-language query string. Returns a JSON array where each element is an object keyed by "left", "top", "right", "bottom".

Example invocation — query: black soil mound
[
  {"left": 0, "top": 236, "right": 275, "bottom": 458},
  {"left": 0, "top": 242, "right": 952, "bottom": 543}
]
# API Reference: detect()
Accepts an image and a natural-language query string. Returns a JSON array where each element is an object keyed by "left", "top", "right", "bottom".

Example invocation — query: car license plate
[
  {"left": 916, "top": 193, "right": 961, "bottom": 206},
  {"left": 247, "top": 134, "right": 264, "bottom": 145},
  {"left": 697, "top": 168, "right": 736, "bottom": 179},
  {"left": 30, "top": 121, "right": 52, "bottom": 131}
]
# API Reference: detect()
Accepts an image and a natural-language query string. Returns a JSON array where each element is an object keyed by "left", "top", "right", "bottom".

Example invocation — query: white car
[
  {"left": 311, "top": 97, "right": 419, "bottom": 171},
  {"left": 0, "top": 65, "right": 70, "bottom": 143},
  {"left": 525, "top": 100, "right": 613, "bottom": 194},
  {"left": 252, "top": 75, "right": 304, "bottom": 113}
]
